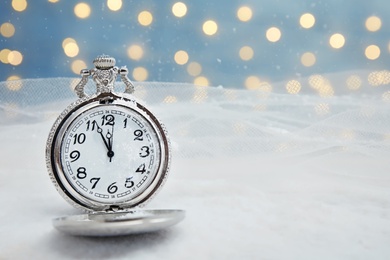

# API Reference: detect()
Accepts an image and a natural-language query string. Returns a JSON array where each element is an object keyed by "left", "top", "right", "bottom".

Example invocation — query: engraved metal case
[{"left": 46, "top": 91, "right": 171, "bottom": 212}]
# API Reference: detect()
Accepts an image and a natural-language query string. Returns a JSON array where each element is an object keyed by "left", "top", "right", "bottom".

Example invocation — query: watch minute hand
[
  {"left": 106, "top": 129, "right": 115, "bottom": 162},
  {"left": 106, "top": 130, "right": 113, "bottom": 151},
  {"left": 95, "top": 123, "right": 110, "bottom": 151}
]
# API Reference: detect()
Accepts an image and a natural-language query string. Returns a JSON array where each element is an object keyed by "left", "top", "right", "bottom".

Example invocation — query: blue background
[{"left": 1, "top": 0, "right": 390, "bottom": 88}]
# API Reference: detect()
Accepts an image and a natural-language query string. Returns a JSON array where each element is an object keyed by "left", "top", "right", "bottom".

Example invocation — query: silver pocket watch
[{"left": 45, "top": 55, "right": 184, "bottom": 236}]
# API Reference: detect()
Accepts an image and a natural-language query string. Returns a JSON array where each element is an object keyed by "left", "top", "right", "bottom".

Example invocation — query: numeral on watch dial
[{"left": 62, "top": 106, "right": 160, "bottom": 204}]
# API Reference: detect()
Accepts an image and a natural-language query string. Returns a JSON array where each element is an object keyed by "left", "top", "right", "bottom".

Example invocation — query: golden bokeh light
[
  {"left": 255, "top": 82, "right": 272, "bottom": 99},
  {"left": 163, "top": 95, "right": 178, "bottom": 104},
  {"left": 259, "top": 82, "right": 272, "bottom": 92},
  {"left": 346, "top": 75, "right": 362, "bottom": 90},
  {"left": 202, "top": 20, "right": 218, "bottom": 36},
  {"left": 64, "top": 42, "right": 79, "bottom": 57},
  {"left": 266, "top": 27, "right": 281, "bottom": 42},
  {"left": 194, "top": 76, "right": 209, "bottom": 86},
  {"left": 368, "top": 71, "right": 381, "bottom": 86},
  {"left": 62, "top": 37, "right": 76, "bottom": 49},
  {"left": 107, "top": 0, "right": 122, "bottom": 11},
  {"left": 71, "top": 60, "right": 87, "bottom": 74},
  {"left": 245, "top": 75, "right": 261, "bottom": 90},
  {"left": 301, "top": 52, "right": 316, "bottom": 67},
  {"left": 172, "top": 2, "right": 187, "bottom": 18},
  {"left": 74, "top": 3, "right": 91, "bottom": 19},
  {"left": 382, "top": 91, "right": 390, "bottom": 102},
  {"left": 341, "top": 129, "right": 355, "bottom": 140},
  {"left": 193, "top": 86, "right": 208, "bottom": 103},
  {"left": 245, "top": 76, "right": 272, "bottom": 92},
  {"left": 0, "top": 23, "right": 15, "bottom": 38},
  {"left": 0, "top": 49, "right": 11, "bottom": 64},
  {"left": 187, "top": 62, "right": 202, "bottom": 76},
  {"left": 315, "top": 103, "right": 330, "bottom": 116},
  {"left": 5, "top": 4, "right": 390, "bottom": 95},
  {"left": 174, "top": 50, "right": 189, "bottom": 65},
  {"left": 365, "top": 45, "right": 380, "bottom": 60},
  {"left": 69, "top": 78, "right": 80, "bottom": 91},
  {"left": 368, "top": 70, "right": 390, "bottom": 86},
  {"left": 300, "top": 13, "right": 315, "bottom": 29},
  {"left": 233, "top": 122, "right": 247, "bottom": 135},
  {"left": 133, "top": 67, "right": 148, "bottom": 81},
  {"left": 380, "top": 71, "right": 390, "bottom": 84},
  {"left": 275, "top": 142, "right": 293, "bottom": 153},
  {"left": 12, "top": 0, "right": 28, "bottom": 12},
  {"left": 138, "top": 11, "right": 153, "bottom": 26},
  {"left": 329, "top": 33, "right": 345, "bottom": 49},
  {"left": 4, "top": 102, "right": 19, "bottom": 118},
  {"left": 237, "top": 6, "right": 253, "bottom": 22},
  {"left": 6, "top": 75, "right": 20, "bottom": 81},
  {"left": 309, "top": 75, "right": 334, "bottom": 97},
  {"left": 365, "top": 16, "right": 382, "bottom": 32},
  {"left": 224, "top": 89, "right": 237, "bottom": 101},
  {"left": 286, "top": 80, "right": 302, "bottom": 94},
  {"left": 239, "top": 46, "right": 254, "bottom": 61},
  {"left": 8, "top": 50, "right": 23, "bottom": 66},
  {"left": 6, "top": 75, "right": 22, "bottom": 91},
  {"left": 127, "top": 44, "right": 144, "bottom": 60},
  {"left": 309, "top": 74, "right": 326, "bottom": 89}
]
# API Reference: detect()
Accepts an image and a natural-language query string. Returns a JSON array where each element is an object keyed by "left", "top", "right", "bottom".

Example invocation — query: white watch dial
[{"left": 59, "top": 104, "right": 161, "bottom": 205}]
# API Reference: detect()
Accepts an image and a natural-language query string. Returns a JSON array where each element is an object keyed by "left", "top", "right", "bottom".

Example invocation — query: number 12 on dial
[{"left": 59, "top": 104, "right": 161, "bottom": 207}]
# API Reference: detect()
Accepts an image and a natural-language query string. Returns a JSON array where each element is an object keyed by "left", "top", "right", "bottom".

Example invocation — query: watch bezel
[{"left": 46, "top": 92, "right": 171, "bottom": 212}]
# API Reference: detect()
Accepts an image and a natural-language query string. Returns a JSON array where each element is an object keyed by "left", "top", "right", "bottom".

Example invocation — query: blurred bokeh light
[{"left": 1, "top": 0, "right": 390, "bottom": 89}]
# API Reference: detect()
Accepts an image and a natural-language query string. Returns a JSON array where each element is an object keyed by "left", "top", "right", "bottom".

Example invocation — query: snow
[{"left": 0, "top": 77, "right": 390, "bottom": 259}]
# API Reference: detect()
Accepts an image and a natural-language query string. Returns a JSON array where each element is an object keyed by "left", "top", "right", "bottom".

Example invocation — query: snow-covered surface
[{"left": 1, "top": 77, "right": 390, "bottom": 259}]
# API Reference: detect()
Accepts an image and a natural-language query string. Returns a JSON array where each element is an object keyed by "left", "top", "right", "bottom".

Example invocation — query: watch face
[{"left": 49, "top": 94, "right": 169, "bottom": 211}]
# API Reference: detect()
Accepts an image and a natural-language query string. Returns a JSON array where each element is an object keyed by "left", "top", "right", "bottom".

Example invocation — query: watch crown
[{"left": 93, "top": 54, "right": 116, "bottom": 70}]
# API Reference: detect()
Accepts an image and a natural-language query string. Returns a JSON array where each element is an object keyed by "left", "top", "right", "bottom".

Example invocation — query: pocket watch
[{"left": 45, "top": 55, "right": 184, "bottom": 236}]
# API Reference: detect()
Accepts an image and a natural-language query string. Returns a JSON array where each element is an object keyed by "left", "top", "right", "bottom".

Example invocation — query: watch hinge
[
  {"left": 99, "top": 97, "right": 114, "bottom": 104},
  {"left": 105, "top": 205, "right": 124, "bottom": 212}
]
